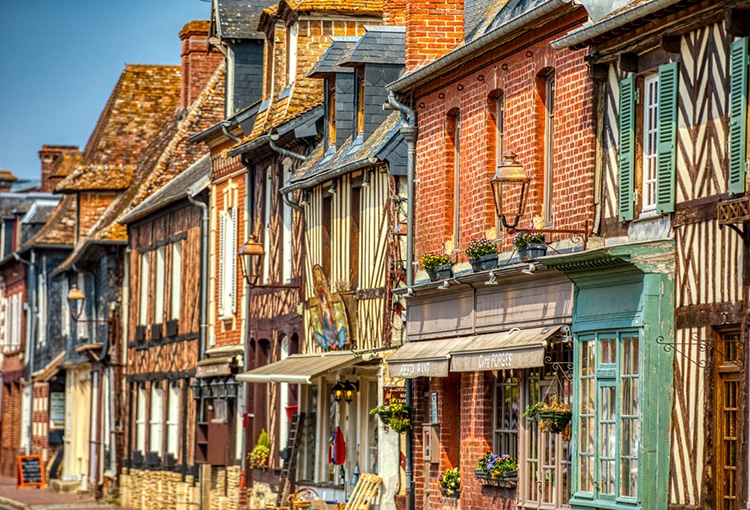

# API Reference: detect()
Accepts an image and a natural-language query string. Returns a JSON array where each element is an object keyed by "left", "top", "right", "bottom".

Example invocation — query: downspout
[
  {"left": 221, "top": 123, "right": 241, "bottom": 143},
  {"left": 384, "top": 91, "right": 417, "bottom": 510},
  {"left": 269, "top": 138, "right": 305, "bottom": 212}
]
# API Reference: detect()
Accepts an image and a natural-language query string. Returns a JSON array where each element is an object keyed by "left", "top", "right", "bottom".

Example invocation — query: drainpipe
[
  {"left": 269, "top": 138, "right": 305, "bottom": 212},
  {"left": 221, "top": 122, "right": 241, "bottom": 143},
  {"left": 384, "top": 91, "right": 417, "bottom": 510}
]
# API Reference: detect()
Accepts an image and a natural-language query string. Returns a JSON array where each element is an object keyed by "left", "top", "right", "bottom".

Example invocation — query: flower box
[
  {"left": 475, "top": 475, "right": 517, "bottom": 489},
  {"left": 428, "top": 264, "right": 452, "bottom": 282},
  {"left": 469, "top": 253, "right": 498, "bottom": 272},
  {"left": 518, "top": 243, "right": 547, "bottom": 262}
]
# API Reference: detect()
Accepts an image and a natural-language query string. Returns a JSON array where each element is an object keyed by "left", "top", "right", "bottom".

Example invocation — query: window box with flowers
[
  {"left": 465, "top": 237, "right": 498, "bottom": 272},
  {"left": 420, "top": 253, "right": 451, "bottom": 282},
  {"left": 370, "top": 399, "right": 413, "bottom": 433},
  {"left": 513, "top": 231, "right": 546, "bottom": 262},
  {"left": 438, "top": 467, "right": 460, "bottom": 497},
  {"left": 474, "top": 453, "right": 518, "bottom": 487}
]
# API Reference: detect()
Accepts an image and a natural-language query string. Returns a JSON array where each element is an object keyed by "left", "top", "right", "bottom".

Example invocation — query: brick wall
[
  {"left": 38, "top": 145, "right": 81, "bottom": 193},
  {"left": 410, "top": 10, "right": 594, "bottom": 261},
  {"left": 0, "top": 380, "right": 23, "bottom": 477},
  {"left": 78, "top": 192, "right": 117, "bottom": 242},
  {"left": 405, "top": 0, "right": 463, "bottom": 72},
  {"left": 31, "top": 382, "right": 50, "bottom": 455},
  {"left": 180, "top": 21, "right": 224, "bottom": 110}
]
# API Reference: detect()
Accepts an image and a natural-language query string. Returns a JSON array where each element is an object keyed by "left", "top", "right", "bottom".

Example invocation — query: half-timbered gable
[
  {"left": 387, "top": 0, "right": 596, "bottom": 509},
  {"left": 550, "top": 0, "right": 750, "bottom": 508}
]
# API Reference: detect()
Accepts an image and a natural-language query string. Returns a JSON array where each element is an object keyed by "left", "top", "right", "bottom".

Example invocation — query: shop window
[
  {"left": 493, "top": 372, "right": 518, "bottom": 459},
  {"left": 575, "top": 332, "right": 640, "bottom": 503}
]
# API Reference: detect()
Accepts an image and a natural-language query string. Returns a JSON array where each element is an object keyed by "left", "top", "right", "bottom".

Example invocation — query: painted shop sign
[
  {"left": 450, "top": 347, "right": 544, "bottom": 372},
  {"left": 388, "top": 360, "right": 449, "bottom": 378},
  {"left": 196, "top": 362, "right": 232, "bottom": 378}
]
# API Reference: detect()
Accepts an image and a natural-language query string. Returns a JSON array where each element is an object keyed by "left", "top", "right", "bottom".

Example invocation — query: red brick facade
[
  {"left": 405, "top": 0, "right": 463, "bottom": 72},
  {"left": 180, "top": 21, "right": 224, "bottom": 110}
]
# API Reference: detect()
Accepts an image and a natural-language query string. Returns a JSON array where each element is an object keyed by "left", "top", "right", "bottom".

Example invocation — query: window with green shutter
[
  {"left": 619, "top": 76, "right": 636, "bottom": 222},
  {"left": 656, "top": 62, "right": 678, "bottom": 214},
  {"left": 729, "top": 37, "right": 748, "bottom": 195}
]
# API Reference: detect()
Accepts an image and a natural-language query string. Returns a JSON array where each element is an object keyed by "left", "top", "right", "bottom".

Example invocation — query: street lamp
[
  {"left": 490, "top": 151, "right": 589, "bottom": 248},
  {"left": 343, "top": 381, "right": 359, "bottom": 403},
  {"left": 238, "top": 234, "right": 265, "bottom": 287},
  {"left": 67, "top": 283, "right": 85, "bottom": 320},
  {"left": 332, "top": 381, "right": 345, "bottom": 402}
]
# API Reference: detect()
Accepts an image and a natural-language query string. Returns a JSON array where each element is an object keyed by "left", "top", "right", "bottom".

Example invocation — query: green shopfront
[{"left": 543, "top": 240, "right": 674, "bottom": 510}]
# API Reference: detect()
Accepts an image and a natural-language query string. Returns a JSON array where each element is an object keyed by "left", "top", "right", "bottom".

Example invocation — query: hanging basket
[{"left": 537, "top": 409, "right": 572, "bottom": 433}]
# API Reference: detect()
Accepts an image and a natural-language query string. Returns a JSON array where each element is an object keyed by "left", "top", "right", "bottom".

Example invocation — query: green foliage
[
  {"left": 248, "top": 428, "right": 271, "bottom": 468},
  {"left": 438, "top": 467, "right": 460, "bottom": 495},
  {"left": 419, "top": 253, "right": 451, "bottom": 273},
  {"left": 464, "top": 237, "right": 497, "bottom": 259},
  {"left": 512, "top": 231, "right": 545, "bottom": 249},
  {"left": 370, "top": 399, "right": 413, "bottom": 433}
]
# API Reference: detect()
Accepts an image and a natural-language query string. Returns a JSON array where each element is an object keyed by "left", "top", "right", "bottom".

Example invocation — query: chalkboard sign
[{"left": 17, "top": 455, "right": 44, "bottom": 488}]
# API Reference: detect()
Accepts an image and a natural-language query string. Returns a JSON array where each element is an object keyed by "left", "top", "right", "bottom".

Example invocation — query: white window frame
[
  {"left": 287, "top": 22, "right": 298, "bottom": 85},
  {"left": 263, "top": 169, "right": 272, "bottom": 282},
  {"left": 171, "top": 242, "right": 182, "bottom": 320},
  {"left": 154, "top": 246, "right": 166, "bottom": 324},
  {"left": 167, "top": 382, "right": 180, "bottom": 457},
  {"left": 219, "top": 207, "right": 237, "bottom": 318},
  {"left": 642, "top": 74, "right": 659, "bottom": 213},
  {"left": 136, "top": 384, "right": 147, "bottom": 452},
  {"left": 282, "top": 161, "right": 293, "bottom": 284},
  {"left": 149, "top": 383, "right": 164, "bottom": 454},
  {"left": 139, "top": 254, "right": 149, "bottom": 325}
]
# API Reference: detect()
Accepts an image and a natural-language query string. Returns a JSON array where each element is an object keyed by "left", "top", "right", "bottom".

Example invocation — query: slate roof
[
  {"left": 464, "top": 0, "right": 551, "bottom": 44},
  {"left": 339, "top": 26, "right": 405, "bottom": 66},
  {"left": 55, "top": 64, "right": 182, "bottom": 193},
  {"left": 308, "top": 38, "right": 359, "bottom": 78},
  {"left": 214, "top": 0, "right": 275, "bottom": 39},
  {"left": 119, "top": 154, "right": 212, "bottom": 225},
  {"left": 21, "top": 199, "right": 61, "bottom": 225},
  {"left": 20, "top": 194, "right": 77, "bottom": 250},
  {"left": 282, "top": 111, "right": 402, "bottom": 192}
]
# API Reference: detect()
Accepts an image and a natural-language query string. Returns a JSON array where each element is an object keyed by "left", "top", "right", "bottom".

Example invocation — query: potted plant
[
  {"left": 438, "top": 467, "right": 460, "bottom": 497},
  {"left": 248, "top": 428, "right": 271, "bottom": 469},
  {"left": 513, "top": 231, "right": 546, "bottom": 262},
  {"left": 370, "top": 399, "right": 413, "bottom": 433},
  {"left": 474, "top": 453, "right": 518, "bottom": 486},
  {"left": 523, "top": 396, "right": 572, "bottom": 433},
  {"left": 420, "top": 253, "right": 451, "bottom": 281},
  {"left": 465, "top": 237, "right": 498, "bottom": 272}
]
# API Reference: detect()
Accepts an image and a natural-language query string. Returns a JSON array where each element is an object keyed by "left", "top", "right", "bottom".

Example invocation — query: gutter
[
  {"left": 551, "top": 0, "right": 685, "bottom": 50},
  {"left": 227, "top": 134, "right": 272, "bottom": 157},
  {"left": 388, "top": 0, "right": 572, "bottom": 93},
  {"left": 269, "top": 137, "right": 306, "bottom": 212}
]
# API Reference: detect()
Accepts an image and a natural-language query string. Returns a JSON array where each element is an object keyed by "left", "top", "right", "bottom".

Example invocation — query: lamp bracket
[{"left": 655, "top": 333, "right": 743, "bottom": 368}]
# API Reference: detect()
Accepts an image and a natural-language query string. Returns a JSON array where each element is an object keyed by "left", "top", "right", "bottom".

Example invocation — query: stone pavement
[{"left": 0, "top": 476, "right": 127, "bottom": 510}]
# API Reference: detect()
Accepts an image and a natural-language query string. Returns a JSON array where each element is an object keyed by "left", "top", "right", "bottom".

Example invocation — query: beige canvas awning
[
  {"left": 236, "top": 351, "right": 361, "bottom": 384},
  {"left": 449, "top": 326, "right": 561, "bottom": 372},
  {"left": 387, "top": 338, "right": 468, "bottom": 378}
]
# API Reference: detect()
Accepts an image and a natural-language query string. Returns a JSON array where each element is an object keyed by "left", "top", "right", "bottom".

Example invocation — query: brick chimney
[
  {"left": 405, "top": 0, "right": 464, "bottom": 72},
  {"left": 0, "top": 171, "right": 17, "bottom": 193},
  {"left": 180, "top": 20, "right": 224, "bottom": 109},
  {"left": 38, "top": 145, "right": 81, "bottom": 193},
  {"left": 383, "top": 0, "right": 406, "bottom": 26}
]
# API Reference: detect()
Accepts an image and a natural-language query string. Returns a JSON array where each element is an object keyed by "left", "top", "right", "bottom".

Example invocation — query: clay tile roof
[
  {"left": 0, "top": 171, "right": 18, "bottom": 182},
  {"left": 180, "top": 19, "right": 211, "bottom": 36},
  {"left": 52, "top": 151, "right": 83, "bottom": 178},
  {"left": 286, "top": 0, "right": 382, "bottom": 14},
  {"left": 58, "top": 64, "right": 181, "bottom": 192},
  {"left": 20, "top": 194, "right": 77, "bottom": 250}
]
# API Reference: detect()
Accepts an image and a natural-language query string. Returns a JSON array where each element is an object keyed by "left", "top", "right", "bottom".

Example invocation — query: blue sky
[{"left": 0, "top": 0, "right": 213, "bottom": 181}]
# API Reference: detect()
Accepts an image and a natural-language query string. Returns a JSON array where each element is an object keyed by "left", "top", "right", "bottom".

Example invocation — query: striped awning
[{"left": 236, "top": 351, "right": 361, "bottom": 384}]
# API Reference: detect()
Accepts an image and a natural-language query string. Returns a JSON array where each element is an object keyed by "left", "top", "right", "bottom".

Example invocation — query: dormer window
[
  {"left": 327, "top": 78, "right": 336, "bottom": 149},
  {"left": 356, "top": 67, "right": 365, "bottom": 137},
  {"left": 286, "top": 22, "right": 298, "bottom": 86}
]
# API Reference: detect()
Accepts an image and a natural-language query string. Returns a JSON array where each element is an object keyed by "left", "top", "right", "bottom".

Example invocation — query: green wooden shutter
[
  {"left": 656, "top": 61, "right": 678, "bottom": 214},
  {"left": 619, "top": 75, "right": 636, "bottom": 221},
  {"left": 729, "top": 37, "right": 748, "bottom": 195}
]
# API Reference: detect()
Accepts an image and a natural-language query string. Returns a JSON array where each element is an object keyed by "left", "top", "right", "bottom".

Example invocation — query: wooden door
[{"left": 716, "top": 332, "right": 740, "bottom": 510}]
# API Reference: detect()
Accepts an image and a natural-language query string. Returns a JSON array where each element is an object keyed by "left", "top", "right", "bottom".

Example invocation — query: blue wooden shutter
[
  {"left": 656, "top": 62, "right": 678, "bottom": 214},
  {"left": 729, "top": 37, "right": 748, "bottom": 195},
  {"left": 619, "top": 75, "right": 636, "bottom": 221}
]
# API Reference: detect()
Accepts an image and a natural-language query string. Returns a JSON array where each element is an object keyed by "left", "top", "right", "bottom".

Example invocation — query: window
[
  {"left": 715, "top": 332, "right": 741, "bottom": 508},
  {"left": 322, "top": 194, "right": 332, "bottom": 278},
  {"left": 729, "top": 37, "right": 748, "bottom": 195},
  {"left": 619, "top": 62, "right": 678, "bottom": 220},
  {"left": 327, "top": 79, "right": 336, "bottom": 149},
  {"left": 493, "top": 372, "right": 519, "bottom": 460},
  {"left": 447, "top": 111, "right": 460, "bottom": 247},
  {"left": 139, "top": 254, "right": 149, "bottom": 325},
  {"left": 264, "top": 37, "right": 275, "bottom": 99},
  {"left": 350, "top": 186, "right": 361, "bottom": 290},
  {"left": 576, "top": 332, "right": 640, "bottom": 502},
  {"left": 356, "top": 67, "right": 365, "bottom": 136},
  {"left": 136, "top": 384, "right": 147, "bottom": 452},
  {"left": 150, "top": 382, "right": 164, "bottom": 453},
  {"left": 219, "top": 187, "right": 238, "bottom": 318},
  {"left": 538, "top": 71, "right": 555, "bottom": 226},
  {"left": 286, "top": 22, "right": 298, "bottom": 86},
  {"left": 167, "top": 382, "right": 180, "bottom": 457},
  {"left": 154, "top": 246, "right": 165, "bottom": 324},
  {"left": 263, "top": 170, "right": 272, "bottom": 282},
  {"left": 171, "top": 242, "right": 181, "bottom": 320},
  {"left": 282, "top": 162, "right": 293, "bottom": 284}
]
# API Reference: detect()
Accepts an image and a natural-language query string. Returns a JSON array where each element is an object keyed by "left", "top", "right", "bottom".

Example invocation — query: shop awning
[
  {"left": 387, "top": 338, "right": 467, "bottom": 378},
  {"left": 449, "top": 325, "right": 561, "bottom": 372},
  {"left": 236, "top": 351, "right": 361, "bottom": 384}
]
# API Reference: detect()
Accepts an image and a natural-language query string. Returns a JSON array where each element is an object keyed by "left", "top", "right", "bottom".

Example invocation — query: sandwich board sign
[{"left": 17, "top": 455, "right": 44, "bottom": 488}]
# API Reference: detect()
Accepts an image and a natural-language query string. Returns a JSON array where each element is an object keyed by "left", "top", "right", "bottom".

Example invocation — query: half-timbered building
[
  {"left": 550, "top": 1, "right": 750, "bottom": 508},
  {"left": 387, "top": 0, "right": 595, "bottom": 509}
]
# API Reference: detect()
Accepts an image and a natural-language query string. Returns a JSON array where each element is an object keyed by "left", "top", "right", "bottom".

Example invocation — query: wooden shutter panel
[
  {"left": 656, "top": 61, "right": 678, "bottom": 214},
  {"left": 230, "top": 207, "right": 237, "bottom": 314},
  {"left": 729, "top": 37, "right": 749, "bottom": 195},
  {"left": 619, "top": 75, "right": 636, "bottom": 221},
  {"left": 218, "top": 210, "right": 225, "bottom": 317}
]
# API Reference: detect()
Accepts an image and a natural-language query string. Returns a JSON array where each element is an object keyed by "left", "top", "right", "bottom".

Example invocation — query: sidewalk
[{"left": 0, "top": 476, "right": 126, "bottom": 510}]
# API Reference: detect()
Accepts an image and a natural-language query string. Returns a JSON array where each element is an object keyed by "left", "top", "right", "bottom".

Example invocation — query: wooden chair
[{"left": 342, "top": 473, "right": 382, "bottom": 510}]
